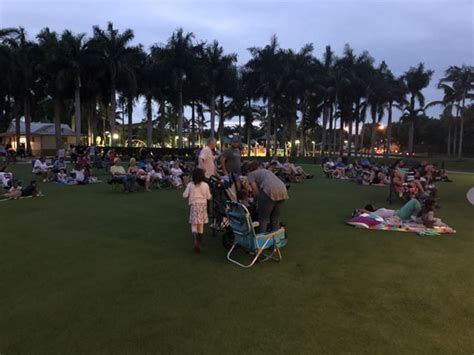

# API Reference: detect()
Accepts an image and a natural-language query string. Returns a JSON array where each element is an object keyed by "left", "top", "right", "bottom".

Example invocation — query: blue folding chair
[{"left": 225, "top": 201, "right": 287, "bottom": 268}]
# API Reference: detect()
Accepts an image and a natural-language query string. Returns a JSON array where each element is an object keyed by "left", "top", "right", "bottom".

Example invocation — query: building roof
[{"left": 0, "top": 119, "right": 75, "bottom": 137}]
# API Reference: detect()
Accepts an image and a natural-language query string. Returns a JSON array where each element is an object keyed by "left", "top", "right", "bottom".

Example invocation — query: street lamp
[
  {"left": 112, "top": 133, "right": 120, "bottom": 140},
  {"left": 312, "top": 141, "right": 316, "bottom": 157}
]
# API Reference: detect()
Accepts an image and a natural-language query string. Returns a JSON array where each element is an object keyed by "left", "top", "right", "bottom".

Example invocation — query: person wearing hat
[{"left": 220, "top": 136, "right": 242, "bottom": 189}]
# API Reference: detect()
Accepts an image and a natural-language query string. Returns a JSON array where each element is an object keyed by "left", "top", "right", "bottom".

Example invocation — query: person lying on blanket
[
  {"left": 353, "top": 198, "right": 440, "bottom": 228},
  {"left": 0, "top": 180, "right": 40, "bottom": 199}
]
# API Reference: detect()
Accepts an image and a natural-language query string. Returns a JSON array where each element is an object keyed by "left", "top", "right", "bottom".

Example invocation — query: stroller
[
  {"left": 208, "top": 176, "right": 236, "bottom": 248},
  {"left": 225, "top": 201, "right": 287, "bottom": 268}
]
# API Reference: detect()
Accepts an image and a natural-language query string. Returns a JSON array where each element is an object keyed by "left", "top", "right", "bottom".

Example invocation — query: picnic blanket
[
  {"left": 347, "top": 213, "right": 456, "bottom": 235},
  {"left": 55, "top": 179, "right": 102, "bottom": 185}
]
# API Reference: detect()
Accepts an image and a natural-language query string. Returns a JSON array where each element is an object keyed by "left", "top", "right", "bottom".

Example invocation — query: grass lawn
[{"left": 1, "top": 164, "right": 473, "bottom": 354}]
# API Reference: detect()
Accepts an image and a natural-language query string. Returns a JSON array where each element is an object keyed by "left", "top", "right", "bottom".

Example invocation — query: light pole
[{"left": 312, "top": 141, "right": 316, "bottom": 157}]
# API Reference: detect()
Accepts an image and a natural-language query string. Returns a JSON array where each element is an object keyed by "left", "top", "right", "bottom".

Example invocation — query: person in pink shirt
[{"left": 183, "top": 168, "right": 212, "bottom": 252}]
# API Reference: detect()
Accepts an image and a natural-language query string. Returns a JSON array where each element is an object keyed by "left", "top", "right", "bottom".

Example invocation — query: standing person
[
  {"left": 198, "top": 137, "right": 217, "bottom": 178},
  {"left": 182, "top": 168, "right": 212, "bottom": 253},
  {"left": 220, "top": 136, "right": 242, "bottom": 188},
  {"left": 247, "top": 161, "right": 289, "bottom": 232}
]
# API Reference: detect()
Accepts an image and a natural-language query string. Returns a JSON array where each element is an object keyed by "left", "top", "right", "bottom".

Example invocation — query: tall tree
[
  {"left": 439, "top": 65, "right": 474, "bottom": 158},
  {"left": 91, "top": 22, "right": 135, "bottom": 142},
  {"left": 401, "top": 63, "right": 433, "bottom": 155}
]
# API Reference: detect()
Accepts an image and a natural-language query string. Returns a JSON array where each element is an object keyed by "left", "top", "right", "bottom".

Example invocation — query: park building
[{"left": 0, "top": 119, "right": 76, "bottom": 156}]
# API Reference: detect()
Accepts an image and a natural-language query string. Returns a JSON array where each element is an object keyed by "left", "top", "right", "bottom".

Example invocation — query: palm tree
[
  {"left": 57, "top": 30, "right": 89, "bottom": 145},
  {"left": 164, "top": 29, "right": 200, "bottom": 148},
  {"left": 202, "top": 40, "right": 237, "bottom": 139},
  {"left": 4, "top": 27, "right": 38, "bottom": 154},
  {"left": 401, "top": 63, "right": 433, "bottom": 155},
  {"left": 247, "top": 35, "right": 282, "bottom": 156},
  {"left": 439, "top": 65, "right": 474, "bottom": 158},
  {"left": 91, "top": 22, "right": 135, "bottom": 142}
]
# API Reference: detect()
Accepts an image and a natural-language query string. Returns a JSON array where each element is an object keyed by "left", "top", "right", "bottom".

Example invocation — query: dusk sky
[{"left": 1, "top": 0, "right": 473, "bottom": 125}]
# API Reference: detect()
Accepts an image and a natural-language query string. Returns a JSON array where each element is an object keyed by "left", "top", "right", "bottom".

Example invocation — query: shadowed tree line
[{"left": 0, "top": 23, "right": 473, "bottom": 157}]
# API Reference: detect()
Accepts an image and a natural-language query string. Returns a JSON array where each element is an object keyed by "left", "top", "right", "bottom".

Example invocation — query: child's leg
[
  {"left": 191, "top": 224, "right": 198, "bottom": 233},
  {"left": 197, "top": 223, "right": 204, "bottom": 234}
]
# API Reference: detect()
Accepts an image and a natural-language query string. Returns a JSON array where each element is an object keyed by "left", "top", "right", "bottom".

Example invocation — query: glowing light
[
  {"left": 311, "top": 141, "right": 316, "bottom": 145},
  {"left": 295, "top": 140, "right": 300, "bottom": 145},
  {"left": 378, "top": 124, "right": 385, "bottom": 131},
  {"left": 112, "top": 133, "right": 119, "bottom": 140}
]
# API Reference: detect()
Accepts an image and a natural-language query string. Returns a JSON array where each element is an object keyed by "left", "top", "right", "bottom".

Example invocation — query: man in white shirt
[{"left": 199, "top": 137, "right": 217, "bottom": 178}]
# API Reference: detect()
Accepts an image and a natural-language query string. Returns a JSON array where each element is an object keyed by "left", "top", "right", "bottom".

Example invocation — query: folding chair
[{"left": 225, "top": 201, "right": 287, "bottom": 268}]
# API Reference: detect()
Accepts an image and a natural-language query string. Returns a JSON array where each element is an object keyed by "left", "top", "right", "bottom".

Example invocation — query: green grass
[{"left": 1, "top": 164, "right": 473, "bottom": 354}]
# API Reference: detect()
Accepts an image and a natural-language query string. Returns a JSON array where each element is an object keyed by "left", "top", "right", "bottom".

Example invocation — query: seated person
[
  {"left": 52, "top": 157, "right": 66, "bottom": 174},
  {"left": 0, "top": 180, "right": 40, "bottom": 199},
  {"left": 0, "top": 166, "right": 13, "bottom": 189},
  {"left": 237, "top": 189, "right": 258, "bottom": 222},
  {"left": 71, "top": 163, "right": 88, "bottom": 184},
  {"left": 32, "top": 156, "right": 49, "bottom": 182},
  {"left": 56, "top": 168, "right": 69, "bottom": 184},
  {"left": 370, "top": 168, "right": 389, "bottom": 185},
  {"left": 169, "top": 161, "right": 184, "bottom": 188},
  {"left": 6, "top": 179, "right": 21, "bottom": 193},
  {"left": 418, "top": 198, "right": 442, "bottom": 228},
  {"left": 146, "top": 164, "right": 167, "bottom": 191},
  {"left": 128, "top": 158, "right": 148, "bottom": 186},
  {"left": 109, "top": 157, "right": 136, "bottom": 192}
]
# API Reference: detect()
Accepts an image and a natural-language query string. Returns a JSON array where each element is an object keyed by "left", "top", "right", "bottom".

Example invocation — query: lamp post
[
  {"left": 295, "top": 140, "right": 300, "bottom": 157},
  {"left": 312, "top": 141, "right": 316, "bottom": 157}
]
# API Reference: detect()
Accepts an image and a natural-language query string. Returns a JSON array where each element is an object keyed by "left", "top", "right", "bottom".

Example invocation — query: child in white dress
[{"left": 182, "top": 168, "right": 211, "bottom": 252}]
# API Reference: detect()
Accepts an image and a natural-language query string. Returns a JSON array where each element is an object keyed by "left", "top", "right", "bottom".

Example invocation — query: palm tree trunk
[
  {"left": 447, "top": 119, "right": 451, "bottom": 156},
  {"left": 218, "top": 95, "right": 225, "bottom": 146},
  {"left": 127, "top": 99, "right": 133, "bottom": 147},
  {"left": 385, "top": 101, "right": 393, "bottom": 158},
  {"left": 348, "top": 120, "right": 352, "bottom": 157},
  {"left": 89, "top": 99, "right": 96, "bottom": 145},
  {"left": 339, "top": 115, "right": 344, "bottom": 156},
  {"left": 74, "top": 75, "right": 81, "bottom": 145},
  {"left": 452, "top": 113, "right": 458, "bottom": 156},
  {"left": 191, "top": 100, "right": 195, "bottom": 148},
  {"left": 238, "top": 114, "right": 242, "bottom": 137},
  {"left": 328, "top": 105, "right": 333, "bottom": 155},
  {"left": 408, "top": 121, "right": 414, "bottom": 155},
  {"left": 110, "top": 84, "right": 116, "bottom": 138},
  {"left": 210, "top": 92, "right": 216, "bottom": 138},
  {"left": 300, "top": 104, "right": 306, "bottom": 156},
  {"left": 354, "top": 119, "right": 360, "bottom": 156},
  {"left": 159, "top": 101, "right": 166, "bottom": 146},
  {"left": 146, "top": 95, "right": 153, "bottom": 148},
  {"left": 458, "top": 96, "right": 465, "bottom": 159},
  {"left": 13, "top": 98, "right": 21, "bottom": 150},
  {"left": 266, "top": 97, "right": 272, "bottom": 157},
  {"left": 177, "top": 87, "right": 184, "bottom": 148},
  {"left": 290, "top": 112, "right": 297, "bottom": 157},
  {"left": 273, "top": 116, "right": 278, "bottom": 155},
  {"left": 321, "top": 104, "right": 328, "bottom": 155},
  {"left": 23, "top": 96, "right": 32, "bottom": 155},
  {"left": 370, "top": 119, "right": 376, "bottom": 158},
  {"left": 53, "top": 97, "right": 62, "bottom": 152},
  {"left": 247, "top": 98, "right": 252, "bottom": 157}
]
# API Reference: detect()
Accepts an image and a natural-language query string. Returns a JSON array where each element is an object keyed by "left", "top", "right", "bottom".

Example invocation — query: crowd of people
[{"left": 1, "top": 138, "right": 456, "bottom": 245}]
